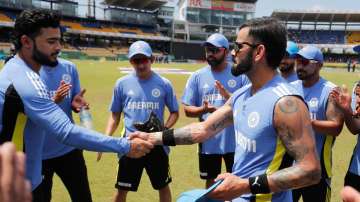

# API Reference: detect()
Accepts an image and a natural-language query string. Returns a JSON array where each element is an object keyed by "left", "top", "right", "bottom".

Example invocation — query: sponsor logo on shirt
[
  {"left": 203, "top": 94, "right": 224, "bottom": 103},
  {"left": 48, "top": 90, "right": 71, "bottom": 100},
  {"left": 126, "top": 101, "right": 160, "bottom": 110},
  {"left": 235, "top": 130, "right": 256, "bottom": 153}
]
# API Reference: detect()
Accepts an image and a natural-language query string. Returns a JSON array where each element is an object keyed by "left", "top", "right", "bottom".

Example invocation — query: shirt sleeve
[
  {"left": 181, "top": 73, "right": 199, "bottom": 106},
  {"left": 164, "top": 80, "right": 179, "bottom": 113},
  {"left": 12, "top": 70, "right": 130, "bottom": 154},
  {"left": 109, "top": 80, "right": 123, "bottom": 113}
]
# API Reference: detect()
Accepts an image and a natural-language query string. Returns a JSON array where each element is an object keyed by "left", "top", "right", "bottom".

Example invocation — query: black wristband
[
  {"left": 248, "top": 174, "right": 270, "bottom": 194},
  {"left": 162, "top": 129, "right": 176, "bottom": 146}
]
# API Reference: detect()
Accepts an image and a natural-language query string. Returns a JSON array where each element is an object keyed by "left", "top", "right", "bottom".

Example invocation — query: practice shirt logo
[
  {"left": 62, "top": 74, "right": 71, "bottom": 84},
  {"left": 309, "top": 97, "right": 319, "bottom": 108},
  {"left": 152, "top": 88, "right": 161, "bottom": 98},
  {"left": 228, "top": 79, "right": 237, "bottom": 88},
  {"left": 248, "top": 111, "right": 260, "bottom": 128}
]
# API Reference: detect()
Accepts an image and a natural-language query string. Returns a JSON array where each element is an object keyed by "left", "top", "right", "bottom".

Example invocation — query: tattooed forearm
[
  {"left": 270, "top": 165, "right": 321, "bottom": 191},
  {"left": 211, "top": 114, "right": 233, "bottom": 131},
  {"left": 173, "top": 126, "right": 194, "bottom": 145}
]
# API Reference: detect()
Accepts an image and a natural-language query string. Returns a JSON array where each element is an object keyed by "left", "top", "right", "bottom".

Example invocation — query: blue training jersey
[
  {"left": 181, "top": 64, "right": 249, "bottom": 154},
  {"left": 109, "top": 71, "right": 179, "bottom": 153},
  {"left": 231, "top": 75, "right": 300, "bottom": 202},
  {"left": 291, "top": 78, "right": 336, "bottom": 179},
  {"left": 284, "top": 72, "right": 298, "bottom": 83},
  {"left": 0, "top": 55, "right": 130, "bottom": 190},
  {"left": 40, "top": 59, "right": 80, "bottom": 160},
  {"left": 348, "top": 82, "right": 360, "bottom": 175}
]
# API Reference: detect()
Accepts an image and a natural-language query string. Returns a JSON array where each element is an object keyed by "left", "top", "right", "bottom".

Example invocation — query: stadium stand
[
  {"left": 347, "top": 31, "right": 360, "bottom": 44},
  {"left": 0, "top": 12, "right": 12, "bottom": 22},
  {"left": 272, "top": 9, "right": 360, "bottom": 63},
  {"left": 288, "top": 30, "right": 346, "bottom": 44}
]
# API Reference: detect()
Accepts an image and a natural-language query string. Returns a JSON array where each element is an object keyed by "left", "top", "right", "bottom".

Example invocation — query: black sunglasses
[{"left": 233, "top": 42, "right": 259, "bottom": 53}]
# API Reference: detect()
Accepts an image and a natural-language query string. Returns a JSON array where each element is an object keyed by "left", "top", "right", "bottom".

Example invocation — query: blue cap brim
[
  {"left": 128, "top": 52, "right": 152, "bottom": 59},
  {"left": 202, "top": 41, "right": 221, "bottom": 48},
  {"left": 295, "top": 52, "right": 313, "bottom": 60}
]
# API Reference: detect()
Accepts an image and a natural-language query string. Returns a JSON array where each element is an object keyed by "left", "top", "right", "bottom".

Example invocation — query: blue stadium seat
[{"left": 288, "top": 29, "right": 345, "bottom": 44}]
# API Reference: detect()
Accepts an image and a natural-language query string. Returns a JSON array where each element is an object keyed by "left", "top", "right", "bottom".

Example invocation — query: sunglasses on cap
[
  {"left": 205, "top": 46, "right": 225, "bottom": 54},
  {"left": 295, "top": 57, "right": 318, "bottom": 66},
  {"left": 131, "top": 57, "right": 151, "bottom": 65},
  {"left": 233, "top": 42, "right": 259, "bottom": 53}
]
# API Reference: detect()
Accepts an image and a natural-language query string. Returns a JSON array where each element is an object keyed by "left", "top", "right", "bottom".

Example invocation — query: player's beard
[
  {"left": 32, "top": 43, "right": 59, "bottom": 67},
  {"left": 231, "top": 51, "right": 253, "bottom": 76},
  {"left": 279, "top": 62, "right": 294, "bottom": 73},
  {"left": 207, "top": 53, "right": 225, "bottom": 68},
  {"left": 296, "top": 69, "right": 310, "bottom": 80}
]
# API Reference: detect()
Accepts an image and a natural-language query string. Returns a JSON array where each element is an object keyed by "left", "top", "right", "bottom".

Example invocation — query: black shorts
[
  {"left": 115, "top": 146, "right": 171, "bottom": 191},
  {"left": 199, "top": 152, "right": 234, "bottom": 179},
  {"left": 292, "top": 177, "right": 331, "bottom": 202},
  {"left": 42, "top": 149, "right": 91, "bottom": 202},
  {"left": 345, "top": 171, "right": 360, "bottom": 192}
]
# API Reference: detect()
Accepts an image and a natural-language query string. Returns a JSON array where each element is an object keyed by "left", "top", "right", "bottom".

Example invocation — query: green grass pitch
[{"left": 1, "top": 59, "right": 359, "bottom": 202}]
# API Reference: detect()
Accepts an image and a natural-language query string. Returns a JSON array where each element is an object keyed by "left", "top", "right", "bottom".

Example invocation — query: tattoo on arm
[
  {"left": 210, "top": 114, "right": 233, "bottom": 131},
  {"left": 278, "top": 98, "right": 299, "bottom": 113},
  {"left": 270, "top": 96, "right": 320, "bottom": 192},
  {"left": 173, "top": 126, "right": 194, "bottom": 145},
  {"left": 270, "top": 165, "right": 320, "bottom": 191},
  {"left": 172, "top": 105, "right": 233, "bottom": 145}
]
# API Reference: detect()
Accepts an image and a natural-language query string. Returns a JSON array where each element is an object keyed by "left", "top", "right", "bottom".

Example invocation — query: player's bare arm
[
  {"left": 97, "top": 112, "right": 121, "bottom": 161},
  {"left": 268, "top": 96, "right": 321, "bottom": 192},
  {"left": 183, "top": 101, "right": 217, "bottom": 117},
  {"left": 331, "top": 86, "right": 360, "bottom": 134},
  {"left": 311, "top": 95, "right": 344, "bottom": 136},
  {"left": 130, "top": 99, "right": 233, "bottom": 145},
  {"left": 164, "top": 111, "right": 179, "bottom": 129}
]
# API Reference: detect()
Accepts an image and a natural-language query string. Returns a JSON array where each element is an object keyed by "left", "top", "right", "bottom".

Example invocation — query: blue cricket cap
[
  {"left": 296, "top": 45, "right": 324, "bottom": 63},
  {"left": 128, "top": 41, "right": 152, "bottom": 59},
  {"left": 203, "top": 33, "right": 229, "bottom": 49},
  {"left": 286, "top": 41, "right": 299, "bottom": 57}
]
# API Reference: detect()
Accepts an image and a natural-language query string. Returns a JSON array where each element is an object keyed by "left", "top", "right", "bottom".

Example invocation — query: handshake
[{"left": 126, "top": 112, "right": 163, "bottom": 158}]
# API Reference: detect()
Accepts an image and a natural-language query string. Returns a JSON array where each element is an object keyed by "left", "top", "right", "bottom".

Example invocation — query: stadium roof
[
  {"left": 103, "top": 0, "right": 167, "bottom": 10},
  {"left": 271, "top": 9, "right": 360, "bottom": 23}
]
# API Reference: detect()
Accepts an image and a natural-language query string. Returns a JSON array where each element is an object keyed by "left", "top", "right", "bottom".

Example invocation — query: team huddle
[{"left": 1, "top": 8, "right": 360, "bottom": 202}]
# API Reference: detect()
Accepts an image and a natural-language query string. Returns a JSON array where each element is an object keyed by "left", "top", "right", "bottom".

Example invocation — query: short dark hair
[
  {"left": 239, "top": 17, "right": 287, "bottom": 69},
  {"left": 13, "top": 9, "right": 61, "bottom": 50}
]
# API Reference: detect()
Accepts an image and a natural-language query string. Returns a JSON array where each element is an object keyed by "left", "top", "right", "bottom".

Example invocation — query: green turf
[{"left": 1, "top": 59, "right": 360, "bottom": 202}]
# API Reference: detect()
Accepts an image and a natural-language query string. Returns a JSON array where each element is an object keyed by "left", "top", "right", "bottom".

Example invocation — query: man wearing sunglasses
[
  {"left": 100, "top": 40, "right": 179, "bottom": 202},
  {"left": 291, "top": 45, "right": 344, "bottom": 202},
  {"left": 182, "top": 33, "right": 249, "bottom": 189},
  {"left": 130, "top": 17, "right": 321, "bottom": 202},
  {"left": 279, "top": 41, "right": 299, "bottom": 82}
]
